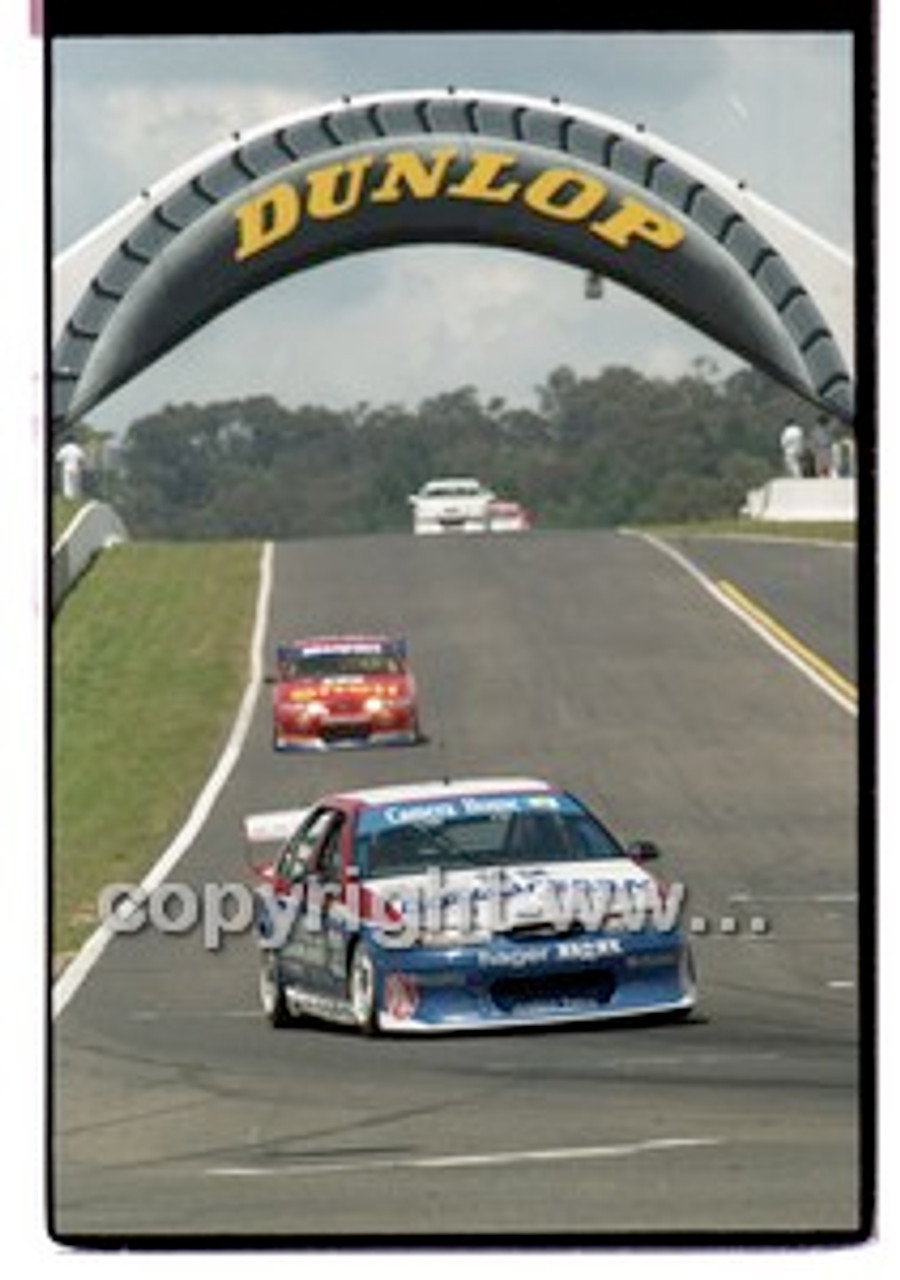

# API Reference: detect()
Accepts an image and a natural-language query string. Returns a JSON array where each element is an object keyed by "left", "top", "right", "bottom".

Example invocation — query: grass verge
[
  {"left": 52, "top": 496, "right": 89, "bottom": 543},
  {"left": 635, "top": 519, "right": 856, "bottom": 543},
  {"left": 52, "top": 540, "right": 262, "bottom": 967}
]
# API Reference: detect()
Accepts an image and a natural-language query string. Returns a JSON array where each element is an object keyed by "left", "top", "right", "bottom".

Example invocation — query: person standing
[
  {"left": 55, "top": 439, "right": 87, "bottom": 499},
  {"left": 779, "top": 421, "right": 805, "bottom": 477}
]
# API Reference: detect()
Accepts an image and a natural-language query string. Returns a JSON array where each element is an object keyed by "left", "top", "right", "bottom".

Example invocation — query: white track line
[
  {"left": 728, "top": 892, "right": 857, "bottom": 904},
  {"left": 624, "top": 529, "right": 857, "bottom": 716},
  {"left": 206, "top": 1136, "right": 722, "bottom": 1178},
  {"left": 52, "top": 541, "right": 274, "bottom": 1019}
]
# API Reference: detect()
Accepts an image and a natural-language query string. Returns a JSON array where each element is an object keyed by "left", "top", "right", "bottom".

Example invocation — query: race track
[{"left": 52, "top": 529, "right": 865, "bottom": 1242}]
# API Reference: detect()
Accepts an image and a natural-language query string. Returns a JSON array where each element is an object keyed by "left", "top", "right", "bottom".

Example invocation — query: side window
[
  {"left": 277, "top": 809, "right": 336, "bottom": 883},
  {"left": 311, "top": 814, "right": 346, "bottom": 886}
]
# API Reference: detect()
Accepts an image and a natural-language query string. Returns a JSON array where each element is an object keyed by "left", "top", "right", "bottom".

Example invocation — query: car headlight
[
  {"left": 364, "top": 695, "right": 386, "bottom": 714},
  {"left": 305, "top": 700, "right": 328, "bottom": 717}
]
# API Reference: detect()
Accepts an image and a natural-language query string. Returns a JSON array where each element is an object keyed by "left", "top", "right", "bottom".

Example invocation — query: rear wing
[
  {"left": 243, "top": 807, "right": 310, "bottom": 844},
  {"left": 276, "top": 638, "right": 407, "bottom": 662}
]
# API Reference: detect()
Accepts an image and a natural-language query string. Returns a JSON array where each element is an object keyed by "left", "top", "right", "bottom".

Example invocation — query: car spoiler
[
  {"left": 243, "top": 807, "right": 310, "bottom": 844},
  {"left": 276, "top": 638, "right": 407, "bottom": 661}
]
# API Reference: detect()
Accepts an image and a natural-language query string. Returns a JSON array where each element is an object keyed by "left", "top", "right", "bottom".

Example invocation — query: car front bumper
[
  {"left": 370, "top": 932, "right": 697, "bottom": 1033},
  {"left": 274, "top": 711, "right": 418, "bottom": 750}
]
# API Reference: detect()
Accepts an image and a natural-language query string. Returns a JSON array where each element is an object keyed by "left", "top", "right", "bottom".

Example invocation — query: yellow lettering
[
  {"left": 590, "top": 196, "right": 685, "bottom": 250},
  {"left": 233, "top": 153, "right": 685, "bottom": 267},
  {"left": 370, "top": 147, "right": 459, "bottom": 203},
  {"left": 234, "top": 182, "right": 300, "bottom": 261},
  {"left": 523, "top": 168, "right": 607, "bottom": 222},
  {"left": 305, "top": 157, "right": 373, "bottom": 219},
  {"left": 446, "top": 151, "right": 520, "bottom": 203}
]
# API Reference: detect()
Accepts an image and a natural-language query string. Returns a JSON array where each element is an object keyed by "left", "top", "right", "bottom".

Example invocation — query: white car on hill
[
  {"left": 409, "top": 478, "right": 532, "bottom": 534},
  {"left": 409, "top": 477, "right": 495, "bottom": 534}
]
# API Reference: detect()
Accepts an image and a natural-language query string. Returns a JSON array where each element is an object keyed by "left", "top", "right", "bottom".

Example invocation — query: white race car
[{"left": 408, "top": 477, "right": 495, "bottom": 534}]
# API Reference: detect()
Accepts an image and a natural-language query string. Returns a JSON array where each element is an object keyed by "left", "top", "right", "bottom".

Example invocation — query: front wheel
[
  {"left": 259, "top": 950, "right": 293, "bottom": 1028},
  {"left": 348, "top": 943, "right": 380, "bottom": 1036}
]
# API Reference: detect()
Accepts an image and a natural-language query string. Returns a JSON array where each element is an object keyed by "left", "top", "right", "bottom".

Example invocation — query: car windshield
[
  {"left": 424, "top": 482, "right": 481, "bottom": 496},
  {"left": 354, "top": 793, "right": 623, "bottom": 879},
  {"left": 278, "top": 649, "right": 402, "bottom": 679}
]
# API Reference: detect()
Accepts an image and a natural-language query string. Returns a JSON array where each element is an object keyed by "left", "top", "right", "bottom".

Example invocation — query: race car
[
  {"left": 269, "top": 634, "right": 420, "bottom": 751},
  {"left": 408, "top": 478, "right": 534, "bottom": 534},
  {"left": 486, "top": 499, "right": 534, "bottom": 533},
  {"left": 246, "top": 776, "right": 697, "bottom": 1034},
  {"left": 408, "top": 476, "right": 495, "bottom": 534}
]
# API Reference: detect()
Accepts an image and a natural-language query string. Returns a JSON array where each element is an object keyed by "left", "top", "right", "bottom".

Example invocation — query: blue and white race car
[{"left": 246, "top": 777, "right": 697, "bottom": 1034}]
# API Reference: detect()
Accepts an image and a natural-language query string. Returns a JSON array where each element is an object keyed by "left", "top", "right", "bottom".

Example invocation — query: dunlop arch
[{"left": 52, "top": 89, "right": 855, "bottom": 430}]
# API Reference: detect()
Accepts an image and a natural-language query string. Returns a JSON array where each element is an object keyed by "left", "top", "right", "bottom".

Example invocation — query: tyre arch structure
[{"left": 52, "top": 88, "right": 855, "bottom": 431}]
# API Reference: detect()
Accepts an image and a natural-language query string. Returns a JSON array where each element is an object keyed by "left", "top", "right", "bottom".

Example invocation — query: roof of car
[
  {"left": 421, "top": 477, "right": 485, "bottom": 491},
  {"left": 336, "top": 777, "right": 554, "bottom": 807},
  {"left": 243, "top": 778, "right": 561, "bottom": 843}
]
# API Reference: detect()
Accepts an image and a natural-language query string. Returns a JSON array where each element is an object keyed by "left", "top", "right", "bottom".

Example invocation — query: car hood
[
  {"left": 277, "top": 674, "right": 410, "bottom": 700},
  {"left": 362, "top": 859, "right": 669, "bottom": 939}
]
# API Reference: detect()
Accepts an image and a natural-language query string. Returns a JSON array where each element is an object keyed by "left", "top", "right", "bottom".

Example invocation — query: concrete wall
[
  {"left": 52, "top": 501, "right": 129, "bottom": 612},
  {"left": 741, "top": 477, "right": 856, "bottom": 523}
]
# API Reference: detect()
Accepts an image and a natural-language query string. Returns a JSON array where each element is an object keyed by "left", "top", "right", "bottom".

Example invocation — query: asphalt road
[
  {"left": 51, "top": 529, "right": 866, "bottom": 1243},
  {"left": 663, "top": 532, "right": 858, "bottom": 684}
]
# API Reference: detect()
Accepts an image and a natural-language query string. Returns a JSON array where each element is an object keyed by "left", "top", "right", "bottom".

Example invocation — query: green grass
[
  {"left": 52, "top": 496, "right": 90, "bottom": 543},
  {"left": 633, "top": 519, "right": 856, "bottom": 543},
  {"left": 52, "top": 540, "right": 262, "bottom": 964}
]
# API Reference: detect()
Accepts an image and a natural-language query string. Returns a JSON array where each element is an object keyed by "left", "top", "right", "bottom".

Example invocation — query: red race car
[{"left": 269, "top": 634, "right": 421, "bottom": 751}]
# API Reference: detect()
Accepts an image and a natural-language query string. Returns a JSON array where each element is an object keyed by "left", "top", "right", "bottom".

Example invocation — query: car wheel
[
  {"left": 348, "top": 943, "right": 380, "bottom": 1036},
  {"left": 259, "top": 951, "right": 292, "bottom": 1028}
]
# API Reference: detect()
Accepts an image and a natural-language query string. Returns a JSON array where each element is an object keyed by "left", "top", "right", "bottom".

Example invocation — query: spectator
[
  {"left": 55, "top": 439, "right": 87, "bottom": 499},
  {"left": 834, "top": 436, "right": 855, "bottom": 477},
  {"left": 810, "top": 416, "right": 833, "bottom": 476},
  {"left": 779, "top": 421, "right": 805, "bottom": 477}
]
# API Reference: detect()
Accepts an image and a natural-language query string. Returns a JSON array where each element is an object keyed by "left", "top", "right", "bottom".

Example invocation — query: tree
[{"left": 111, "top": 364, "right": 811, "bottom": 538}]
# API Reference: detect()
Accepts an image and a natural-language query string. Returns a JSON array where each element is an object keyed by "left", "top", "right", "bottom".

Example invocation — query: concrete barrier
[
  {"left": 741, "top": 477, "right": 856, "bottom": 523},
  {"left": 52, "top": 501, "right": 129, "bottom": 612}
]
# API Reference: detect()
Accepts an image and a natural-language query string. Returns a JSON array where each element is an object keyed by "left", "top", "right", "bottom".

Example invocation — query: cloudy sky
[{"left": 50, "top": 31, "right": 855, "bottom": 432}]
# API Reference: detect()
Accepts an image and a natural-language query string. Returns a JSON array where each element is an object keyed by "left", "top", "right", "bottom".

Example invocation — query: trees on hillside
[{"left": 104, "top": 365, "right": 819, "bottom": 539}]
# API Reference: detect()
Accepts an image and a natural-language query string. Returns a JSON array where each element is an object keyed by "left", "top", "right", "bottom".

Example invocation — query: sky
[{"left": 49, "top": 31, "right": 856, "bottom": 433}]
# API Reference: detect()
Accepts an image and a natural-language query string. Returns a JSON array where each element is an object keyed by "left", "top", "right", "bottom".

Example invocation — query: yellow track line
[{"left": 716, "top": 578, "right": 858, "bottom": 707}]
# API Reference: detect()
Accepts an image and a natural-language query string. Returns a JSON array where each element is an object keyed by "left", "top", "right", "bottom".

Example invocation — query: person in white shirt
[
  {"left": 779, "top": 421, "right": 805, "bottom": 478},
  {"left": 55, "top": 440, "right": 87, "bottom": 499}
]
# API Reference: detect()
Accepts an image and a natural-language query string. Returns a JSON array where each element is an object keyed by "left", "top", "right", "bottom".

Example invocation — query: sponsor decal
[
  {"left": 381, "top": 800, "right": 459, "bottom": 826},
  {"left": 297, "top": 642, "right": 387, "bottom": 655},
  {"left": 477, "top": 946, "right": 551, "bottom": 968},
  {"left": 383, "top": 973, "right": 420, "bottom": 1020},
  {"left": 233, "top": 147, "right": 685, "bottom": 266},
  {"left": 370, "top": 791, "right": 565, "bottom": 831},
  {"left": 288, "top": 988, "right": 357, "bottom": 1025},
  {"left": 556, "top": 937, "right": 623, "bottom": 960}
]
